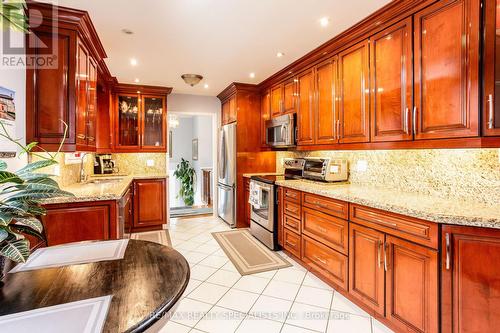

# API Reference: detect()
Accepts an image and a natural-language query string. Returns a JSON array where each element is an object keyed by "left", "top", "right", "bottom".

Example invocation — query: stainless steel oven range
[{"left": 249, "top": 175, "right": 278, "bottom": 250}]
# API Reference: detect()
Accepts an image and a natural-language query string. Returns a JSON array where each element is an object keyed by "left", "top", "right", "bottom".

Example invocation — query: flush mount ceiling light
[
  {"left": 181, "top": 74, "right": 203, "bottom": 87},
  {"left": 121, "top": 28, "right": 134, "bottom": 35},
  {"left": 319, "top": 17, "right": 330, "bottom": 27}
]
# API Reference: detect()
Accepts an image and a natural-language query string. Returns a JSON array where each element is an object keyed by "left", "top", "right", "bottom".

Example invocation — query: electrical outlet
[
  {"left": 356, "top": 160, "right": 368, "bottom": 172},
  {"left": 146, "top": 159, "right": 155, "bottom": 167}
]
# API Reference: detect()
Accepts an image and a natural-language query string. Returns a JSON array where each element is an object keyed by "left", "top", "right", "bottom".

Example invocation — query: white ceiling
[{"left": 44, "top": 0, "right": 390, "bottom": 95}]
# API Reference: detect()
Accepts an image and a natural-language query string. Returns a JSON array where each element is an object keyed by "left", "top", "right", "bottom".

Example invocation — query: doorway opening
[{"left": 168, "top": 112, "right": 216, "bottom": 218}]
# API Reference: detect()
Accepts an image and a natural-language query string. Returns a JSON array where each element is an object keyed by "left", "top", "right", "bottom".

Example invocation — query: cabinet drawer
[
  {"left": 350, "top": 204, "right": 438, "bottom": 249},
  {"left": 302, "top": 235, "right": 348, "bottom": 291},
  {"left": 284, "top": 215, "right": 301, "bottom": 234},
  {"left": 303, "top": 193, "right": 348, "bottom": 219},
  {"left": 302, "top": 207, "right": 348, "bottom": 255},
  {"left": 283, "top": 228, "right": 301, "bottom": 258},
  {"left": 284, "top": 188, "right": 301, "bottom": 203},
  {"left": 283, "top": 200, "right": 301, "bottom": 220}
]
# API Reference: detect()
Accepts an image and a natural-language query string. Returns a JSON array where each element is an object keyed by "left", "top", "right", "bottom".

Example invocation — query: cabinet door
[
  {"left": 386, "top": 235, "right": 438, "bottom": 333},
  {"left": 283, "top": 79, "right": 296, "bottom": 114},
  {"left": 228, "top": 96, "right": 237, "bottom": 123},
  {"left": 414, "top": 0, "right": 480, "bottom": 139},
  {"left": 441, "top": 225, "right": 500, "bottom": 333},
  {"left": 42, "top": 205, "right": 110, "bottom": 246},
  {"left": 116, "top": 94, "right": 140, "bottom": 149},
  {"left": 297, "top": 70, "right": 315, "bottom": 145},
  {"left": 142, "top": 95, "right": 166, "bottom": 150},
  {"left": 277, "top": 187, "right": 284, "bottom": 247},
  {"left": 316, "top": 58, "right": 338, "bottom": 144},
  {"left": 271, "top": 84, "right": 283, "bottom": 116},
  {"left": 370, "top": 18, "right": 413, "bottom": 142},
  {"left": 483, "top": 0, "right": 500, "bottom": 135},
  {"left": 222, "top": 100, "right": 230, "bottom": 125},
  {"left": 86, "top": 58, "right": 97, "bottom": 149},
  {"left": 134, "top": 179, "right": 166, "bottom": 228},
  {"left": 26, "top": 26, "right": 76, "bottom": 149},
  {"left": 76, "top": 41, "right": 89, "bottom": 147},
  {"left": 339, "top": 41, "right": 370, "bottom": 143},
  {"left": 349, "top": 223, "right": 385, "bottom": 316},
  {"left": 261, "top": 91, "right": 271, "bottom": 146}
]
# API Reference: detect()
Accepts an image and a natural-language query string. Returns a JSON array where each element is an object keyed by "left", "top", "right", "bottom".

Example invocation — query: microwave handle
[{"left": 281, "top": 125, "right": 286, "bottom": 143}]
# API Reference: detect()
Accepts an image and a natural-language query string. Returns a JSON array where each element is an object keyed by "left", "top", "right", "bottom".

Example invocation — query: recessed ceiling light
[
  {"left": 130, "top": 58, "right": 138, "bottom": 66},
  {"left": 276, "top": 52, "right": 284, "bottom": 58},
  {"left": 134, "top": 78, "right": 140, "bottom": 83},
  {"left": 249, "top": 72, "right": 256, "bottom": 79},
  {"left": 204, "top": 83, "right": 209, "bottom": 89},
  {"left": 319, "top": 17, "right": 330, "bottom": 27},
  {"left": 122, "top": 28, "right": 134, "bottom": 35}
]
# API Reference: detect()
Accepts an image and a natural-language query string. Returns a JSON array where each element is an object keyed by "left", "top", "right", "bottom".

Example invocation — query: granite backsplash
[{"left": 277, "top": 149, "right": 500, "bottom": 205}]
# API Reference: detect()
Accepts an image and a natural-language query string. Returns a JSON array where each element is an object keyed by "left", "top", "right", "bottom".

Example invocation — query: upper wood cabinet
[
  {"left": 483, "top": 0, "right": 500, "bottom": 136},
  {"left": 441, "top": 225, "right": 500, "bottom": 333},
  {"left": 270, "top": 79, "right": 296, "bottom": 116},
  {"left": 339, "top": 40, "right": 370, "bottom": 143},
  {"left": 221, "top": 96, "right": 237, "bottom": 125},
  {"left": 260, "top": 90, "right": 271, "bottom": 146},
  {"left": 26, "top": 3, "right": 106, "bottom": 152},
  {"left": 296, "top": 69, "right": 315, "bottom": 145},
  {"left": 113, "top": 84, "right": 170, "bottom": 152},
  {"left": 370, "top": 18, "right": 413, "bottom": 142},
  {"left": 414, "top": 0, "right": 480, "bottom": 140},
  {"left": 315, "top": 58, "right": 338, "bottom": 144}
]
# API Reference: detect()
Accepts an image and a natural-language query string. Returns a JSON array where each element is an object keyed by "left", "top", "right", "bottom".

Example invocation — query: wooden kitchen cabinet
[
  {"left": 483, "top": 0, "right": 500, "bottom": 136},
  {"left": 270, "top": 84, "right": 283, "bottom": 116},
  {"left": 113, "top": 84, "right": 170, "bottom": 152},
  {"left": 221, "top": 96, "right": 237, "bottom": 125},
  {"left": 296, "top": 69, "right": 315, "bottom": 145},
  {"left": 339, "top": 40, "right": 370, "bottom": 143},
  {"left": 315, "top": 58, "right": 338, "bottom": 144},
  {"left": 414, "top": 0, "right": 480, "bottom": 140},
  {"left": 26, "top": 3, "right": 105, "bottom": 152},
  {"left": 277, "top": 187, "right": 284, "bottom": 247},
  {"left": 441, "top": 225, "right": 500, "bottom": 333},
  {"left": 133, "top": 178, "right": 167, "bottom": 231},
  {"left": 270, "top": 79, "right": 296, "bottom": 116},
  {"left": 349, "top": 222, "right": 386, "bottom": 316},
  {"left": 41, "top": 200, "right": 118, "bottom": 246},
  {"left": 260, "top": 90, "right": 271, "bottom": 146},
  {"left": 370, "top": 18, "right": 413, "bottom": 142}
]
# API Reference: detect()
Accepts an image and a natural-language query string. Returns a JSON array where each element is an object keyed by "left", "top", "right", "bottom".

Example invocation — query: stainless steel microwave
[{"left": 265, "top": 113, "right": 296, "bottom": 148}]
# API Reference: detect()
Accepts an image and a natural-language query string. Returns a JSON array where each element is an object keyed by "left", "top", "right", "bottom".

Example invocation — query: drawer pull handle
[
  {"left": 314, "top": 256, "right": 327, "bottom": 265},
  {"left": 286, "top": 221, "right": 298, "bottom": 228},
  {"left": 445, "top": 233, "right": 451, "bottom": 270},
  {"left": 285, "top": 241, "right": 297, "bottom": 248},
  {"left": 488, "top": 94, "right": 494, "bottom": 129},
  {"left": 384, "top": 242, "right": 389, "bottom": 271},
  {"left": 316, "top": 226, "right": 327, "bottom": 233},
  {"left": 286, "top": 207, "right": 299, "bottom": 213}
]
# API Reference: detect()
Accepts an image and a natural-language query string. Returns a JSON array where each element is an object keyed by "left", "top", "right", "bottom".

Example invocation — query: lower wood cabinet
[
  {"left": 41, "top": 200, "right": 118, "bottom": 246},
  {"left": 283, "top": 227, "right": 301, "bottom": 258},
  {"left": 441, "top": 225, "right": 500, "bottom": 333},
  {"left": 133, "top": 178, "right": 167, "bottom": 232}
]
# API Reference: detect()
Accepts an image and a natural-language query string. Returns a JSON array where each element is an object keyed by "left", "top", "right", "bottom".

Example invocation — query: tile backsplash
[{"left": 277, "top": 149, "right": 500, "bottom": 205}]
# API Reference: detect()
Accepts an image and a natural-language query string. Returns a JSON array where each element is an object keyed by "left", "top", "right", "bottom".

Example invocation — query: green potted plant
[
  {"left": 173, "top": 158, "right": 196, "bottom": 206},
  {"left": 0, "top": 122, "right": 73, "bottom": 283}
]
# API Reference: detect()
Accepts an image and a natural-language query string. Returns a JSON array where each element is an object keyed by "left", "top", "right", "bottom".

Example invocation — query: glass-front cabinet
[
  {"left": 114, "top": 84, "right": 170, "bottom": 151},
  {"left": 484, "top": 0, "right": 500, "bottom": 135}
]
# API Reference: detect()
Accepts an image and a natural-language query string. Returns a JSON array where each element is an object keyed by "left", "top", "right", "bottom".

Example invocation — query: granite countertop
[
  {"left": 275, "top": 179, "right": 500, "bottom": 229},
  {"left": 42, "top": 174, "right": 168, "bottom": 204}
]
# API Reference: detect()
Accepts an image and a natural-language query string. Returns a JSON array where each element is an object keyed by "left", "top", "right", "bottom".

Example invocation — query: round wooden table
[{"left": 0, "top": 240, "right": 190, "bottom": 332}]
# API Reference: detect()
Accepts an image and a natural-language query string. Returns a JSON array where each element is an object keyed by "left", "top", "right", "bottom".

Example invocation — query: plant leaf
[
  {"left": 0, "top": 238, "right": 30, "bottom": 263},
  {"left": 17, "top": 159, "right": 57, "bottom": 175},
  {"left": 0, "top": 160, "right": 7, "bottom": 171},
  {"left": 10, "top": 224, "right": 45, "bottom": 241},
  {"left": 13, "top": 217, "right": 43, "bottom": 233},
  {"left": 0, "top": 212, "right": 13, "bottom": 226},
  {"left": 0, "top": 228, "right": 8, "bottom": 242},
  {"left": 0, "top": 171, "right": 23, "bottom": 184}
]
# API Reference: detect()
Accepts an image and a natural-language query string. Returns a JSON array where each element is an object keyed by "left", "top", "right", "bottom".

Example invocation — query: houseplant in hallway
[
  {"left": 173, "top": 158, "right": 196, "bottom": 206},
  {"left": 0, "top": 122, "right": 73, "bottom": 284}
]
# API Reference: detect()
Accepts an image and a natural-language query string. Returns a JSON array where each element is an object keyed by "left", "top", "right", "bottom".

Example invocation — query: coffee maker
[{"left": 94, "top": 154, "right": 116, "bottom": 174}]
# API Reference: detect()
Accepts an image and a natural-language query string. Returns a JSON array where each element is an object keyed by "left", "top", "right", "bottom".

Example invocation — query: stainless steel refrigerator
[{"left": 217, "top": 122, "right": 237, "bottom": 227}]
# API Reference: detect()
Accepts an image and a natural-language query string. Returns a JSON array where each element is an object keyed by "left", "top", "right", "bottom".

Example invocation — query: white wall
[
  {"left": 169, "top": 116, "right": 194, "bottom": 207},
  {"left": 0, "top": 31, "right": 26, "bottom": 171}
]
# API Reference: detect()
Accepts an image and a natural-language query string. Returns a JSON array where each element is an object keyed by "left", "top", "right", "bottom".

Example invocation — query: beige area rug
[
  {"left": 130, "top": 230, "right": 172, "bottom": 247},
  {"left": 212, "top": 229, "right": 291, "bottom": 275}
]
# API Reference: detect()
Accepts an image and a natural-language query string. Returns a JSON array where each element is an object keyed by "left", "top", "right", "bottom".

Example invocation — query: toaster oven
[{"left": 303, "top": 158, "right": 348, "bottom": 182}]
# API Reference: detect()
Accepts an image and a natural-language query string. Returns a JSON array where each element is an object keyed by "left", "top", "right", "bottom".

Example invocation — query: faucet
[{"left": 79, "top": 153, "right": 89, "bottom": 183}]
